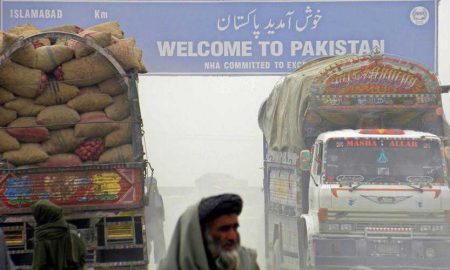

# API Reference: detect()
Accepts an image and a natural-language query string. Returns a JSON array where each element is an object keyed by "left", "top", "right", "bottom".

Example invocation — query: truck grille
[
  {"left": 321, "top": 211, "right": 450, "bottom": 236},
  {"left": 356, "top": 224, "right": 415, "bottom": 232},
  {"left": 327, "top": 210, "right": 446, "bottom": 222}
]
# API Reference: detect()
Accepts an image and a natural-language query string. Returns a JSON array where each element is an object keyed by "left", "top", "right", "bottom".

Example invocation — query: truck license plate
[{"left": 376, "top": 242, "right": 400, "bottom": 254}]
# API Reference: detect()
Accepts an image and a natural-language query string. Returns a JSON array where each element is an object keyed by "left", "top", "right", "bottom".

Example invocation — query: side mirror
[
  {"left": 445, "top": 147, "right": 450, "bottom": 163},
  {"left": 298, "top": 150, "right": 312, "bottom": 171}
]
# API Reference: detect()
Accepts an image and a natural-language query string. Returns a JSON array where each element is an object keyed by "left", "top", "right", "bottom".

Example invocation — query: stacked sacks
[{"left": 0, "top": 21, "right": 145, "bottom": 167}]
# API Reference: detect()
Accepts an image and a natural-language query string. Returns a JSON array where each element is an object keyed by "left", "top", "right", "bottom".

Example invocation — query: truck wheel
[{"left": 298, "top": 219, "right": 311, "bottom": 270}]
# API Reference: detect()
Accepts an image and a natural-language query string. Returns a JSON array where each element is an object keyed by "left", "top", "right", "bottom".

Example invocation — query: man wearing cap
[{"left": 158, "top": 193, "right": 259, "bottom": 270}]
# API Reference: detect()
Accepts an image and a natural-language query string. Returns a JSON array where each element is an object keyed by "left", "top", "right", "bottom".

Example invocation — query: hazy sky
[{"left": 140, "top": 1, "right": 450, "bottom": 187}]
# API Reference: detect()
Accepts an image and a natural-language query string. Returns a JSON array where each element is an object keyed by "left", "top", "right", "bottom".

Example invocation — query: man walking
[
  {"left": 31, "top": 200, "right": 87, "bottom": 270},
  {"left": 146, "top": 177, "right": 166, "bottom": 264},
  {"left": 158, "top": 193, "right": 259, "bottom": 270}
]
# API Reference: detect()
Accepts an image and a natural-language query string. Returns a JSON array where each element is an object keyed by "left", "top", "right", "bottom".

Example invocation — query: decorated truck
[
  {"left": 0, "top": 24, "right": 150, "bottom": 270},
  {"left": 259, "top": 54, "right": 450, "bottom": 269}
]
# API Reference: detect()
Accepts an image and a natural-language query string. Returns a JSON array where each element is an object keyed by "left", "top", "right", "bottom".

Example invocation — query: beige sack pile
[{"left": 0, "top": 22, "right": 143, "bottom": 167}]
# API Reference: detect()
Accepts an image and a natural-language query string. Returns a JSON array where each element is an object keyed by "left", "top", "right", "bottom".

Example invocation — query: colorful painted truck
[
  {"left": 259, "top": 54, "right": 450, "bottom": 269},
  {"left": 0, "top": 32, "right": 149, "bottom": 269}
]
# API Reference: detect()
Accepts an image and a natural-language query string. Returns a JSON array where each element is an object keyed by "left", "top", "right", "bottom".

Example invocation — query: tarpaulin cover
[{"left": 258, "top": 54, "right": 447, "bottom": 151}]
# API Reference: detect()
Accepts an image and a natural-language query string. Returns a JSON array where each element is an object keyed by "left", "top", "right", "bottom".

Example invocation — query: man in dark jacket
[
  {"left": 31, "top": 200, "right": 87, "bottom": 270},
  {"left": 158, "top": 193, "right": 259, "bottom": 270}
]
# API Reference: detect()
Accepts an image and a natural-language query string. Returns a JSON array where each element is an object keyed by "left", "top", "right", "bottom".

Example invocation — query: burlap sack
[
  {"left": 36, "top": 105, "right": 80, "bottom": 130},
  {"left": 7, "top": 117, "right": 49, "bottom": 143},
  {"left": 0, "top": 130, "right": 20, "bottom": 152},
  {"left": 0, "top": 88, "right": 15, "bottom": 104},
  {"left": 35, "top": 81, "right": 79, "bottom": 106},
  {"left": 98, "top": 78, "right": 125, "bottom": 96},
  {"left": 0, "top": 32, "right": 19, "bottom": 55},
  {"left": 9, "top": 24, "right": 50, "bottom": 47},
  {"left": 34, "top": 45, "right": 74, "bottom": 70},
  {"left": 86, "top": 21, "right": 124, "bottom": 39},
  {"left": 105, "top": 94, "right": 130, "bottom": 121},
  {"left": 3, "top": 143, "right": 48, "bottom": 165},
  {"left": 5, "top": 98, "right": 45, "bottom": 116},
  {"left": 43, "top": 24, "right": 82, "bottom": 34},
  {"left": 68, "top": 30, "right": 112, "bottom": 58},
  {"left": 56, "top": 54, "right": 115, "bottom": 87},
  {"left": 74, "top": 111, "right": 117, "bottom": 138},
  {"left": 99, "top": 144, "right": 132, "bottom": 163},
  {"left": 38, "top": 154, "right": 82, "bottom": 167},
  {"left": 135, "top": 48, "right": 143, "bottom": 62},
  {"left": 11, "top": 43, "right": 35, "bottom": 67},
  {"left": 42, "top": 128, "right": 85, "bottom": 155},
  {"left": 0, "top": 61, "right": 47, "bottom": 98},
  {"left": 81, "top": 30, "right": 112, "bottom": 45},
  {"left": 75, "top": 138, "right": 105, "bottom": 161},
  {"left": 12, "top": 44, "right": 74, "bottom": 72},
  {"left": 0, "top": 105, "right": 17, "bottom": 125},
  {"left": 105, "top": 117, "right": 132, "bottom": 147},
  {"left": 67, "top": 87, "right": 113, "bottom": 112},
  {"left": 107, "top": 39, "right": 142, "bottom": 71},
  {"left": 138, "top": 61, "right": 148, "bottom": 73},
  {"left": 8, "top": 24, "right": 38, "bottom": 35}
]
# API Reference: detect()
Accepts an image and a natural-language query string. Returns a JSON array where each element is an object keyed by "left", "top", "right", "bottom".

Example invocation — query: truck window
[{"left": 324, "top": 138, "right": 445, "bottom": 184}]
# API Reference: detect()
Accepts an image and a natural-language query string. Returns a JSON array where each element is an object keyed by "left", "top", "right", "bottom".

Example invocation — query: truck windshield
[{"left": 325, "top": 138, "right": 446, "bottom": 184}]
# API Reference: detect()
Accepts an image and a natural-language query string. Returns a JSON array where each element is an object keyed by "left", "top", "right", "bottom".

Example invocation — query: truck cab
[{"left": 300, "top": 129, "right": 450, "bottom": 269}]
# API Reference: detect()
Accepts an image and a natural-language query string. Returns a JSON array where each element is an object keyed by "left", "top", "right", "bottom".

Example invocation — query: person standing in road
[
  {"left": 146, "top": 177, "right": 166, "bottom": 264},
  {"left": 158, "top": 193, "right": 259, "bottom": 270},
  {"left": 31, "top": 200, "right": 87, "bottom": 270}
]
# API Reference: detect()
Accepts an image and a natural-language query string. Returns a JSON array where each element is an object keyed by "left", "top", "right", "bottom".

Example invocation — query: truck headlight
[
  {"left": 327, "top": 223, "right": 352, "bottom": 231},
  {"left": 431, "top": 225, "right": 445, "bottom": 232},
  {"left": 328, "top": 224, "right": 340, "bottom": 231},
  {"left": 419, "top": 225, "right": 432, "bottom": 232}
]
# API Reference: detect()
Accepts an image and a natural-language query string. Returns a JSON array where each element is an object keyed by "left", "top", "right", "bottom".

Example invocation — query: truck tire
[{"left": 298, "top": 219, "right": 311, "bottom": 270}]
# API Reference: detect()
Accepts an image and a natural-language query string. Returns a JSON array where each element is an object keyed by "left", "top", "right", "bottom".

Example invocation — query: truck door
[{"left": 309, "top": 142, "right": 323, "bottom": 212}]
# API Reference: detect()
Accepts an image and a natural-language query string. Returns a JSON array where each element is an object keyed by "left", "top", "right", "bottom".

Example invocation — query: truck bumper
[{"left": 312, "top": 235, "right": 450, "bottom": 269}]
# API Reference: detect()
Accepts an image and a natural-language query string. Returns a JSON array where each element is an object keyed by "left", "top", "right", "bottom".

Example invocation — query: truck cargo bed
[{"left": 0, "top": 163, "right": 144, "bottom": 214}]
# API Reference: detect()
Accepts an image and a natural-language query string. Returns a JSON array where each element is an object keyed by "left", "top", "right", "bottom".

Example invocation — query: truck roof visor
[{"left": 359, "top": 129, "right": 405, "bottom": 135}]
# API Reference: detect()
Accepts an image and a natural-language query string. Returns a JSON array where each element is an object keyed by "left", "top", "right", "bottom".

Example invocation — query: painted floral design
[
  {"left": 91, "top": 173, "right": 121, "bottom": 201},
  {"left": 4, "top": 176, "right": 33, "bottom": 205}
]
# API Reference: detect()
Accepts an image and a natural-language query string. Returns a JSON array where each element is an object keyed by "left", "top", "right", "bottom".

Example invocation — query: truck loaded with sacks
[
  {"left": 0, "top": 22, "right": 150, "bottom": 269},
  {"left": 259, "top": 54, "right": 450, "bottom": 270}
]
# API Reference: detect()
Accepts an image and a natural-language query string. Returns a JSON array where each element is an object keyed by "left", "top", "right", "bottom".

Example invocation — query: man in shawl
[
  {"left": 158, "top": 193, "right": 259, "bottom": 270},
  {"left": 145, "top": 177, "right": 166, "bottom": 264},
  {"left": 31, "top": 200, "right": 87, "bottom": 270}
]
